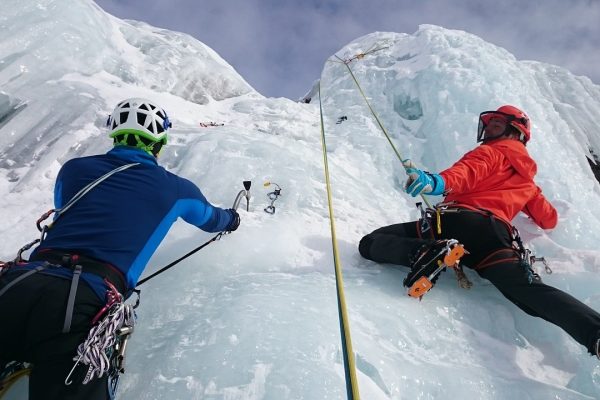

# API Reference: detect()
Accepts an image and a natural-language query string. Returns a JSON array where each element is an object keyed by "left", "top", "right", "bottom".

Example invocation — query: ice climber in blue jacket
[{"left": 0, "top": 98, "right": 240, "bottom": 400}]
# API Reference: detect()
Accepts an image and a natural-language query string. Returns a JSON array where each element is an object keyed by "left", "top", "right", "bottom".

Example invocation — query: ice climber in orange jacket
[{"left": 359, "top": 105, "right": 600, "bottom": 358}]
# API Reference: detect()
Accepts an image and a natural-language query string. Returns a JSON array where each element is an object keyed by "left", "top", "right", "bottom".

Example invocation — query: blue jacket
[{"left": 27, "top": 146, "right": 234, "bottom": 299}]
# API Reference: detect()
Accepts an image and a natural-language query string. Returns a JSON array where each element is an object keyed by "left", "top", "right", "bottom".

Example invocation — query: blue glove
[{"left": 403, "top": 160, "right": 445, "bottom": 197}]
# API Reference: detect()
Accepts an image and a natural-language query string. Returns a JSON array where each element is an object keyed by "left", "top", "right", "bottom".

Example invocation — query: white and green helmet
[{"left": 107, "top": 98, "right": 172, "bottom": 155}]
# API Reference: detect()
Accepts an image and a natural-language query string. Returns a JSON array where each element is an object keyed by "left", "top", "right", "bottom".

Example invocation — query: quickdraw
[
  {"left": 513, "top": 228, "right": 553, "bottom": 282},
  {"left": 531, "top": 255, "right": 552, "bottom": 275},
  {"left": 263, "top": 181, "right": 282, "bottom": 214}
]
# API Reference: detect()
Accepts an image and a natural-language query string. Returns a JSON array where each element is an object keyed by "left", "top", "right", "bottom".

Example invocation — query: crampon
[{"left": 403, "top": 239, "right": 466, "bottom": 299}]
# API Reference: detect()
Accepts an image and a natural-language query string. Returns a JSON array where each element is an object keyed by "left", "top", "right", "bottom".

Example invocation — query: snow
[{"left": 3, "top": 1, "right": 600, "bottom": 399}]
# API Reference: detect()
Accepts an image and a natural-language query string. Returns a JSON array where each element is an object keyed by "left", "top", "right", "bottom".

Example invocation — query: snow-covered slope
[
  {"left": 0, "top": 0, "right": 255, "bottom": 196},
  {"left": 318, "top": 26, "right": 600, "bottom": 399},
  {"left": 2, "top": 1, "right": 600, "bottom": 399}
]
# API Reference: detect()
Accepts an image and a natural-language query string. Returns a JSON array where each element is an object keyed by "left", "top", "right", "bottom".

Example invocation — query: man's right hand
[{"left": 225, "top": 209, "right": 241, "bottom": 232}]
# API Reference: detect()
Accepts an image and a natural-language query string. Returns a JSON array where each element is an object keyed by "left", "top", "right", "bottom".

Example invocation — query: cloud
[{"left": 95, "top": 0, "right": 600, "bottom": 98}]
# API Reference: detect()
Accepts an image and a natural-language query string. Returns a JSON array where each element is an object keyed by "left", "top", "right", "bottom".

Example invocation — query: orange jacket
[{"left": 439, "top": 139, "right": 557, "bottom": 229}]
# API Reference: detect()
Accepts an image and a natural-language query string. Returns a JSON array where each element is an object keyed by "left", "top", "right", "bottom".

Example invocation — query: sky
[{"left": 95, "top": 0, "right": 600, "bottom": 100}]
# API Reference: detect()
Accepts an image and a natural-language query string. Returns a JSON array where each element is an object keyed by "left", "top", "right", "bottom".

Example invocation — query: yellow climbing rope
[
  {"left": 318, "top": 82, "right": 361, "bottom": 400},
  {"left": 332, "top": 50, "right": 433, "bottom": 209}
]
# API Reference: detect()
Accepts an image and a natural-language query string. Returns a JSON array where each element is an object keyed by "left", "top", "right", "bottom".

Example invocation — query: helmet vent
[
  {"left": 137, "top": 112, "right": 146, "bottom": 127},
  {"left": 109, "top": 98, "right": 169, "bottom": 149}
]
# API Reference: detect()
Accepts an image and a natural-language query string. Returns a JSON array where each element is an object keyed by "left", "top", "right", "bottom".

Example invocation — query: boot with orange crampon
[{"left": 403, "top": 239, "right": 466, "bottom": 299}]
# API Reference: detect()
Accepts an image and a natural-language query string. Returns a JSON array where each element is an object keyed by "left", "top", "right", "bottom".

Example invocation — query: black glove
[{"left": 225, "top": 208, "right": 240, "bottom": 232}]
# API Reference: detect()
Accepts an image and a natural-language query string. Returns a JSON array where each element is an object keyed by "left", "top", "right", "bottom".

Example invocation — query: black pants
[
  {"left": 0, "top": 269, "right": 109, "bottom": 400},
  {"left": 359, "top": 210, "right": 600, "bottom": 354}
]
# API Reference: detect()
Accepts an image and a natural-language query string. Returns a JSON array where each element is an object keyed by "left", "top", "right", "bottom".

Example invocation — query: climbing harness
[
  {"left": 1, "top": 163, "right": 138, "bottom": 329},
  {"left": 417, "top": 202, "right": 552, "bottom": 285},
  {"left": 1, "top": 163, "right": 138, "bottom": 303},
  {"left": 263, "top": 181, "right": 282, "bottom": 214},
  {"left": 0, "top": 163, "right": 140, "bottom": 397},
  {"left": 318, "top": 83, "right": 361, "bottom": 400},
  {"left": 0, "top": 270, "right": 131, "bottom": 396}
]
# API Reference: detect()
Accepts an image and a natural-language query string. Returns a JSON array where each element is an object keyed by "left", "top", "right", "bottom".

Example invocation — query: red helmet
[{"left": 477, "top": 105, "right": 531, "bottom": 144}]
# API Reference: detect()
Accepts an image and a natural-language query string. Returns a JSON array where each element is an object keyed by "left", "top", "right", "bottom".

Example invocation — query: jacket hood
[{"left": 486, "top": 139, "right": 537, "bottom": 180}]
